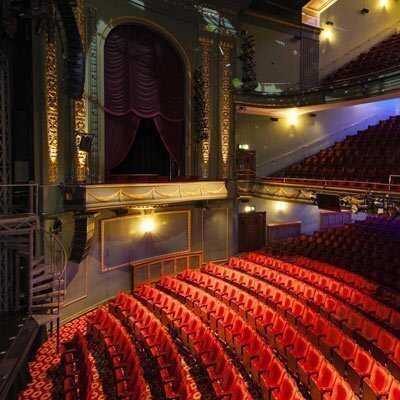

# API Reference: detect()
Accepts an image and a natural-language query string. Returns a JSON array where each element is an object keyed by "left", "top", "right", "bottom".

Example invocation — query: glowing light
[
  {"left": 274, "top": 201, "right": 289, "bottom": 213},
  {"left": 239, "top": 144, "right": 250, "bottom": 150},
  {"left": 321, "top": 26, "right": 334, "bottom": 42},
  {"left": 287, "top": 109, "right": 299, "bottom": 126},
  {"left": 140, "top": 217, "right": 156, "bottom": 234},
  {"left": 379, "top": 0, "right": 390, "bottom": 9},
  {"left": 244, "top": 205, "right": 256, "bottom": 213}
]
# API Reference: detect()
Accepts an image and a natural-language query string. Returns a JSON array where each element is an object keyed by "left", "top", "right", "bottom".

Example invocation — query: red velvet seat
[
  {"left": 298, "top": 347, "right": 324, "bottom": 385},
  {"left": 363, "top": 363, "right": 394, "bottom": 400},
  {"left": 276, "top": 324, "right": 298, "bottom": 357},
  {"left": 310, "top": 362, "right": 337, "bottom": 400},
  {"left": 271, "top": 375, "right": 303, "bottom": 400},
  {"left": 389, "top": 379, "right": 400, "bottom": 400},
  {"left": 332, "top": 336, "right": 358, "bottom": 375},
  {"left": 347, "top": 349, "right": 374, "bottom": 392},
  {"left": 287, "top": 335, "right": 310, "bottom": 371},
  {"left": 323, "top": 378, "right": 355, "bottom": 400},
  {"left": 260, "top": 359, "right": 285, "bottom": 394}
]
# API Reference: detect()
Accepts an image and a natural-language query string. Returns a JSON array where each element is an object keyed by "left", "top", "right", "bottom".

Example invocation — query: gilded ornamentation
[
  {"left": 74, "top": 0, "right": 88, "bottom": 182},
  {"left": 198, "top": 36, "right": 213, "bottom": 178},
  {"left": 46, "top": 38, "right": 58, "bottom": 183},
  {"left": 219, "top": 41, "right": 233, "bottom": 179}
]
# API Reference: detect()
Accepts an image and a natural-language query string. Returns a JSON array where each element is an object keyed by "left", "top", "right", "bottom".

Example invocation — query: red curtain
[{"left": 104, "top": 24, "right": 185, "bottom": 178}]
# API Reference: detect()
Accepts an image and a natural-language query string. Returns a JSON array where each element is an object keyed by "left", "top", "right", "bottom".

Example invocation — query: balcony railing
[
  {"left": 63, "top": 180, "right": 229, "bottom": 211},
  {"left": 236, "top": 65, "right": 400, "bottom": 108}
]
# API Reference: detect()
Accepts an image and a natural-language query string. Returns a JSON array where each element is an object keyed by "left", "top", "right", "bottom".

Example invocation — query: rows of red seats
[
  {"left": 246, "top": 253, "right": 400, "bottom": 333},
  {"left": 109, "top": 292, "right": 198, "bottom": 399},
  {"left": 323, "top": 32, "right": 400, "bottom": 83},
  {"left": 174, "top": 269, "right": 353, "bottom": 400},
  {"left": 266, "top": 220, "right": 400, "bottom": 297},
  {"left": 228, "top": 256, "right": 400, "bottom": 373},
  {"left": 201, "top": 261, "right": 400, "bottom": 399},
  {"left": 269, "top": 115, "right": 400, "bottom": 184},
  {"left": 61, "top": 331, "right": 93, "bottom": 400},
  {"left": 135, "top": 285, "right": 253, "bottom": 400},
  {"left": 87, "top": 309, "right": 150, "bottom": 400},
  {"left": 157, "top": 274, "right": 304, "bottom": 400},
  {"left": 282, "top": 255, "right": 377, "bottom": 296}
]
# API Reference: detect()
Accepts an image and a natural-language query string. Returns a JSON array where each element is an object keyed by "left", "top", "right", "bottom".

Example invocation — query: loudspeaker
[
  {"left": 316, "top": 193, "right": 341, "bottom": 212},
  {"left": 78, "top": 134, "right": 94, "bottom": 152},
  {"left": 70, "top": 214, "right": 95, "bottom": 263}
]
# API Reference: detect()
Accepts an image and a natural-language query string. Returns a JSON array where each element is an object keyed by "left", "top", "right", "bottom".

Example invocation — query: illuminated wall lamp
[
  {"left": 244, "top": 205, "right": 256, "bottom": 213},
  {"left": 140, "top": 216, "right": 156, "bottom": 234},
  {"left": 238, "top": 144, "right": 250, "bottom": 150}
]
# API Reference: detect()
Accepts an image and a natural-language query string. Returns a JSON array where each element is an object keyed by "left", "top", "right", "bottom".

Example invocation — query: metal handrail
[{"left": 37, "top": 228, "right": 68, "bottom": 351}]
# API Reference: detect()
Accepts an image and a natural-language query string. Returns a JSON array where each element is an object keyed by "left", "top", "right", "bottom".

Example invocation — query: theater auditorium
[{"left": 1, "top": 0, "right": 400, "bottom": 399}]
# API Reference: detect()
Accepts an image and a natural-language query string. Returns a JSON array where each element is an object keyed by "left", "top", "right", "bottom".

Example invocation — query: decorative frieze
[
  {"left": 198, "top": 36, "right": 213, "bottom": 178},
  {"left": 219, "top": 41, "right": 233, "bottom": 179},
  {"left": 74, "top": 0, "right": 88, "bottom": 182},
  {"left": 46, "top": 38, "right": 58, "bottom": 183}
]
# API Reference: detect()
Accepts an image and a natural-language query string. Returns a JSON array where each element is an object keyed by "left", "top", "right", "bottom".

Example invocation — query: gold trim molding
[
  {"left": 64, "top": 180, "right": 228, "bottom": 211},
  {"left": 199, "top": 36, "right": 213, "bottom": 178},
  {"left": 46, "top": 37, "right": 58, "bottom": 183},
  {"left": 219, "top": 41, "right": 233, "bottom": 179},
  {"left": 74, "top": 0, "right": 88, "bottom": 182}
]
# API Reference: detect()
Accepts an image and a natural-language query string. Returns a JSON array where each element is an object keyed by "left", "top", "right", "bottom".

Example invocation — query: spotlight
[
  {"left": 140, "top": 216, "right": 156, "bottom": 234},
  {"left": 379, "top": 0, "right": 389, "bottom": 9},
  {"left": 287, "top": 109, "right": 299, "bottom": 126},
  {"left": 238, "top": 144, "right": 250, "bottom": 150},
  {"left": 244, "top": 205, "right": 255, "bottom": 213}
]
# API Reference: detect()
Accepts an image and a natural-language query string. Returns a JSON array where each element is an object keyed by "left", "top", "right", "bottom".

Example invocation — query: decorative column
[
  {"left": 87, "top": 7, "right": 99, "bottom": 183},
  {"left": 74, "top": 0, "right": 88, "bottom": 182},
  {"left": 219, "top": 40, "right": 233, "bottom": 179},
  {"left": 198, "top": 36, "right": 213, "bottom": 179},
  {"left": 45, "top": 35, "right": 58, "bottom": 183}
]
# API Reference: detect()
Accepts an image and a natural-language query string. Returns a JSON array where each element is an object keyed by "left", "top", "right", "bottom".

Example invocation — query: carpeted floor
[{"left": 18, "top": 310, "right": 107, "bottom": 400}]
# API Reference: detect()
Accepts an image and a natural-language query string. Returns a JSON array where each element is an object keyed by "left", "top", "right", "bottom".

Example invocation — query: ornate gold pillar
[
  {"left": 219, "top": 40, "right": 233, "bottom": 179},
  {"left": 74, "top": 0, "right": 88, "bottom": 182},
  {"left": 199, "top": 36, "right": 213, "bottom": 179},
  {"left": 45, "top": 36, "right": 58, "bottom": 183}
]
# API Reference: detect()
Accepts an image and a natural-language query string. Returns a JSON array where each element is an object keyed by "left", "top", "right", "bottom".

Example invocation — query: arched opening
[{"left": 104, "top": 23, "right": 185, "bottom": 182}]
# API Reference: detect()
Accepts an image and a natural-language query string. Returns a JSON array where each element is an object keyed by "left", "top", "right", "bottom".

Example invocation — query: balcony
[
  {"left": 63, "top": 180, "right": 229, "bottom": 211},
  {"left": 235, "top": 66, "right": 400, "bottom": 110},
  {"left": 238, "top": 177, "right": 400, "bottom": 204}
]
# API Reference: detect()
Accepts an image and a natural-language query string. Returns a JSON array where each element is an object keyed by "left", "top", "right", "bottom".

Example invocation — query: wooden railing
[{"left": 132, "top": 250, "right": 203, "bottom": 288}]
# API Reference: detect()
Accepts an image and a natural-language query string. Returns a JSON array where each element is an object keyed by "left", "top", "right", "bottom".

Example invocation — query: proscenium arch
[{"left": 97, "top": 16, "right": 192, "bottom": 182}]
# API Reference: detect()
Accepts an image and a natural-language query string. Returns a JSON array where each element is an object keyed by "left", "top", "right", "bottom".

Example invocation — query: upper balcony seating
[
  {"left": 268, "top": 116, "right": 400, "bottom": 186},
  {"left": 323, "top": 32, "right": 400, "bottom": 84}
]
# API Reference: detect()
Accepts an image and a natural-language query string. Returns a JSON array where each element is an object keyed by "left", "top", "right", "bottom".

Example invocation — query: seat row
[
  {"left": 266, "top": 222, "right": 400, "bottom": 295},
  {"left": 173, "top": 270, "right": 353, "bottom": 400},
  {"left": 245, "top": 253, "right": 400, "bottom": 333},
  {"left": 61, "top": 331, "right": 93, "bottom": 400},
  {"left": 201, "top": 261, "right": 400, "bottom": 399},
  {"left": 87, "top": 309, "right": 150, "bottom": 400},
  {"left": 228, "top": 256, "right": 400, "bottom": 369},
  {"left": 134, "top": 285, "right": 253, "bottom": 400},
  {"left": 277, "top": 255, "right": 377, "bottom": 296},
  {"left": 157, "top": 274, "right": 304, "bottom": 400},
  {"left": 109, "top": 292, "right": 198, "bottom": 399}
]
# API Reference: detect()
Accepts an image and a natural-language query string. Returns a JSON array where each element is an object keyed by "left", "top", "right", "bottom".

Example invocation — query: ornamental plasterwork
[{"left": 219, "top": 40, "right": 233, "bottom": 179}]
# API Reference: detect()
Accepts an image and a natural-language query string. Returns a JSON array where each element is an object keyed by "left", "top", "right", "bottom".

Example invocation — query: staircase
[{"left": 30, "top": 229, "right": 67, "bottom": 338}]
